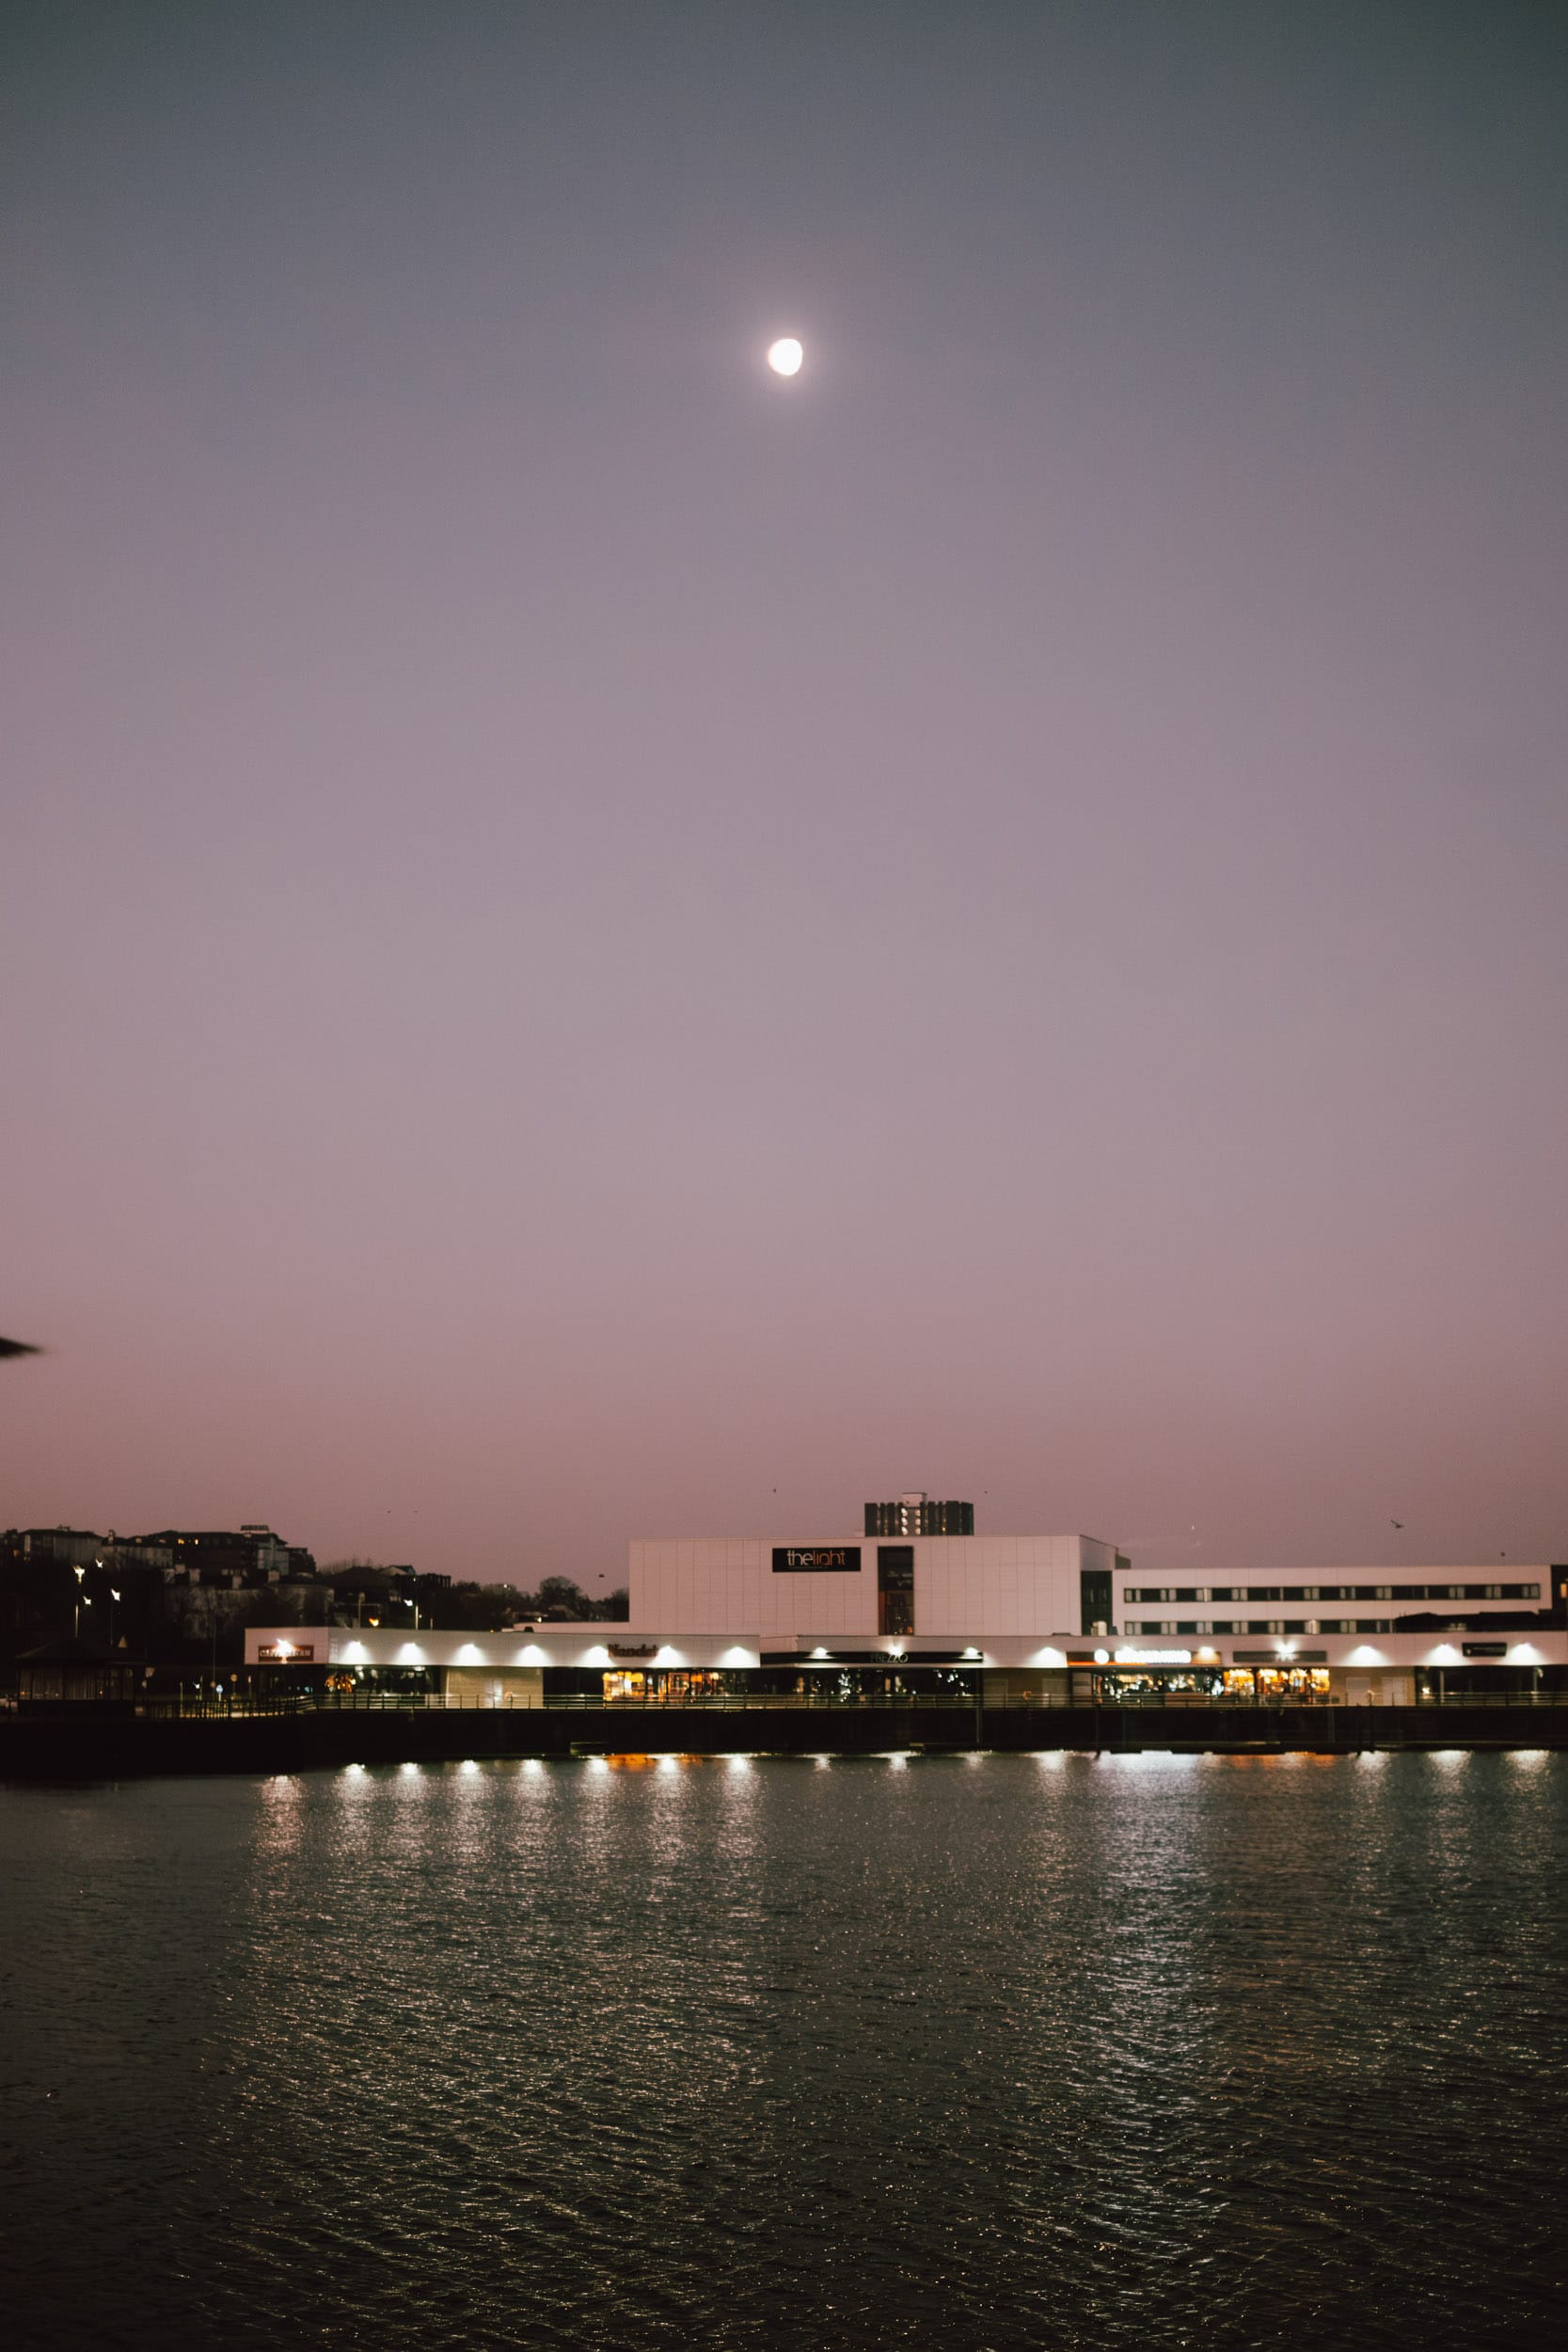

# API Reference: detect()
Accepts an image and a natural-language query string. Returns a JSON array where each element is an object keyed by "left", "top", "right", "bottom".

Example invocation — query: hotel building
[{"left": 245, "top": 1493, "right": 1567, "bottom": 1708}]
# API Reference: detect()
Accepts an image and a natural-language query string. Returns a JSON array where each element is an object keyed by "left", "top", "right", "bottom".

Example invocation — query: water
[{"left": 2, "top": 1750, "right": 1564, "bottom": 2350}]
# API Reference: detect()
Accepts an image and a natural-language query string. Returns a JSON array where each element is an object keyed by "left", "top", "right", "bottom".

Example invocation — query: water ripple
[{"left": 2, "top": 1753, "right": 1564, "bottom": 2349}]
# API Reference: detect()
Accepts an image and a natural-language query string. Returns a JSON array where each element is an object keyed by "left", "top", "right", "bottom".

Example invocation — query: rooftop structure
[{"left": 863, "top": 1494, "right": 974, "bottom": 1537}]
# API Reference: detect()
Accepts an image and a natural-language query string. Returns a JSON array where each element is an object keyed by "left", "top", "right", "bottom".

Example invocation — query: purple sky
[{"left": 5, "top": 3, "right": 1566, "bottom": 1582}]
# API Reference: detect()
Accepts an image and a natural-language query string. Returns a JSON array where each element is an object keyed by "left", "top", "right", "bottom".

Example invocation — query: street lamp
[{"left": 92, "top": 1556, "right": 122, "bottom": 1650}]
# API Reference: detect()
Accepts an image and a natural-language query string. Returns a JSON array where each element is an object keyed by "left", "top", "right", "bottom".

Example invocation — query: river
[{"left": 2, "top": 1748, "right": 1563, "bottom": 2349}]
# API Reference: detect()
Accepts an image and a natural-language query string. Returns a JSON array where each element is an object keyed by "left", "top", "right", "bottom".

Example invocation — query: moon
[{"left": 767, "top": 337, "right": 804, "bottom": 378}]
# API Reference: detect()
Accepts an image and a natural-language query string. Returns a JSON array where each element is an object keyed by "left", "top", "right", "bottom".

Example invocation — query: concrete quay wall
[{"left": 3, "top": 1702, "right": 1567, "bottom": 1780}]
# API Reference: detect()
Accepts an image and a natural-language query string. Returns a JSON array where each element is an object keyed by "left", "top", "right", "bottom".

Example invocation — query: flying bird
[
  {"left": 0, "top": 1336, "right": 40, "bottom": 1359},
  {"left": 1390, "top": 1519, "right": 1403, "bottom": 1530}
]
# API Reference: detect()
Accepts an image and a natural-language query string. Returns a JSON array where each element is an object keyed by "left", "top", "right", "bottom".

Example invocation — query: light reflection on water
[{"left": 2, "top": 1752, "right": 1565, "bottom": 2352}]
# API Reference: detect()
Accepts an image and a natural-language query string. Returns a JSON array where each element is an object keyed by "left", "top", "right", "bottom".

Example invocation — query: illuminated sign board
[
  {"left": 1463, "top": 1642, "right": 1507, "bottom": 1659},
  {"left": 772, "top": 1547, "right": 862, "bottom": 1574},
  {"left": 609, "top": 1644, "right": 657, "bottom": 1659},
  {"left": 1113, "top": 1646, "right": 1192, "bottom": 1665},
  {"left": 259, "top": 1643, "right": 314, "bottom": 1662}
]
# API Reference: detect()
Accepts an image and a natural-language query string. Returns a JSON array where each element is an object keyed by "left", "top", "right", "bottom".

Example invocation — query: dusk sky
[{"left": 5, "top": 2, "right": 1565, "bottom": 1583}]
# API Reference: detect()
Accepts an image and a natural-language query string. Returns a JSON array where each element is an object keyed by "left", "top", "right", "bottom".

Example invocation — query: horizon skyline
[{"left": 4, "top": 1465, "right": 1555, "bottom": 1583}]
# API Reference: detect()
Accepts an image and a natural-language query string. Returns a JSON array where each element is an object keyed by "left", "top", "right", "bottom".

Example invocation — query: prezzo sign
[{"left": 772, "top": 1547, "right": 862, "bottom": 1574}]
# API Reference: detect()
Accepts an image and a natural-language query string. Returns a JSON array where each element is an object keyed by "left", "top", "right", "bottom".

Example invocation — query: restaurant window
[
  {"left": 603, "top": 1670, "right": 727, "bottom": 1706},
  {"left": 1254, "top": 1668, "right": 1332, "bottom": 1703}
]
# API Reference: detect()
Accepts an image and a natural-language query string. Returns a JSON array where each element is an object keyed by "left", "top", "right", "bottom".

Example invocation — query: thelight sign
[
  {"left": 259, "top": 1642, "right": 314, "bottom": 1663},
  {"left": 1113, "top": 1646, "right": 1192, "bottom": 1665},
  {"left": 772, "top": 1547, "right": 862, "bottom": 1574}
]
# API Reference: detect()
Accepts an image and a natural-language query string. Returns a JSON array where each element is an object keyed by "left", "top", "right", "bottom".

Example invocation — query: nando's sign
[{"left": 772, "top": 1546, "right": 862, "bottom": 1574}]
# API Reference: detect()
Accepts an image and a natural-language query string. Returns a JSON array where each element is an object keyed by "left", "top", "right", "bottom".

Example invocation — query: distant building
[
  {"left": 134, "top": 1527, "right": 314, "bottom": 1586},
  {"left": 8, "top": 1527, "right": 108, "bottom": 1571},
  {"left": 864, "top": 1493, "right": 974, "bottom": 1538}
]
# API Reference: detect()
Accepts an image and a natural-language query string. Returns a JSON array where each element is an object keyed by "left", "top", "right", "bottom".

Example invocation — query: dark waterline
[{"left": 2, "top": 1752, "right": 1564, "bottom": 2351}]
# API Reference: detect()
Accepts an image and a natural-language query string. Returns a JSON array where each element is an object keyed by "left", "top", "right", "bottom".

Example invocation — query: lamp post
[
  {"left": 73, "top": 1564, "right": 87, "bottom": 1640},
  {"left": 93, "top": 1557, "right": 121, "bottom": 1652}
]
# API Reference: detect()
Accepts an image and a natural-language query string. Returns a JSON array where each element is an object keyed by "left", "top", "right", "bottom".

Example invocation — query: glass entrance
[{"left": 878, "top": 1545, "right": 914, "bottom": 1635}]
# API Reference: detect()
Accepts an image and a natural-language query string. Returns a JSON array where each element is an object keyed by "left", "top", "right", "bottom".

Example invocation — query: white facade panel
[
  {"left": 629, "top": 1532, "right": 1106, "bottom": 1639},
  {"left": 633, "top": 1536, "right": 881, "bottom": 1638}
]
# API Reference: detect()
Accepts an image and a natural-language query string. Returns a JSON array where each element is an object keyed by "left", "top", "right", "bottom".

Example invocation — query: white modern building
[
  {"left": 629, "top": 1530, "right": 1124, "bottom": 1640},
  {"left": 245, "top": 1493, "right": 1567, "bottom": 1708}
]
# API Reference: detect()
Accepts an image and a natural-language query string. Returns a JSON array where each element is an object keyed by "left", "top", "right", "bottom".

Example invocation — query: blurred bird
[
  {"left": 1390, "top": 1519, "right": 1403, "bottom": 1530},
  {"left": 1, "top": 1336, "right": 40, "bottom": 1359}
]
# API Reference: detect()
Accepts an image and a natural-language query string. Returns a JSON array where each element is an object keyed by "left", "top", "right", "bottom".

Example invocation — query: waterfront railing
[{"left": 75, "top": 1686, "right": 1568, "bottom": 1721}]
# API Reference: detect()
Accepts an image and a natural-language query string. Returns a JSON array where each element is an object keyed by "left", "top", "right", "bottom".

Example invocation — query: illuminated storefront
[
  {"left": 603, "top": 1670, "right": 730, "bottom": 1705},
  {"left": 1224, "top": 1667, "right": 1332, "bottom": 1703}
]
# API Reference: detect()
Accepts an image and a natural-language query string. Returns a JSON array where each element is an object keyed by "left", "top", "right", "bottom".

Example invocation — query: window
[
  {"left": 1354, "top": 1619, "right": 1391, "bottom": 1634},
  {"left": 1211, "top": 1620, "right": 1235, "bottom": 1633},
  {"left": 1500, "top": 1584, "right": 1539, "bottom": 1600},
  {"left": 1245, "top": 1587, "right": 1282, "bottom": 1602},
  {"left": 878, "top": 1547, "right": 914, "bottom": 1635}
]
